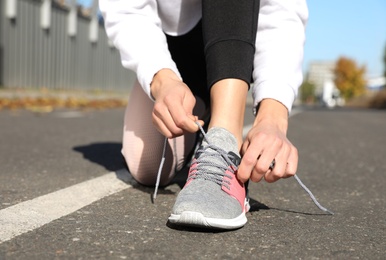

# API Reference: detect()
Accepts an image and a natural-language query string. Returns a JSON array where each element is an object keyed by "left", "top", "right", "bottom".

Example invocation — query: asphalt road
[{"left": 0, "top": 106, "right": 385, "bottom": 259}]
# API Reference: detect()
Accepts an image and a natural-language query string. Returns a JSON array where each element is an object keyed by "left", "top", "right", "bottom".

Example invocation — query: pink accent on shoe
[
  {"left": 184, "top": 159, "right": 198, "bottom": 187},
  {"left": 221, "top": 166, "right": 246, "bottom": 212}
]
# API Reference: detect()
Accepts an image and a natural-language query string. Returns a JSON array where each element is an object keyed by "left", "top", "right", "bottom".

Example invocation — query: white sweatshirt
[{"left": 99, "top": 0, "right": 308, "bottom": 112}]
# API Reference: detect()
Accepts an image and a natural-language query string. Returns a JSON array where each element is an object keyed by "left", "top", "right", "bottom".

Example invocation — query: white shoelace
[
  {"left": 153, "top": 123, "right": 334, "bottom": 215},
  {"left": 153, "top": 137, "right": 167, "bottom": 201}
]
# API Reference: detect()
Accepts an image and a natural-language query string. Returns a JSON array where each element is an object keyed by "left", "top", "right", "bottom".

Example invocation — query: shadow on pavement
[
  {"left": 73, "top": 142, "right": 181, "bottom": 200},
  {"left": 249, "top": 197, "right": 270, "bottom": 212},
  {"left": 73, "top": 142, "right": 126, "bottom": 172},
  {"left": 166, "top": 221, "right": 242, "bottom": 233},
  {"left": 268, "top": 207, "right": 335, "bottom": 216}
]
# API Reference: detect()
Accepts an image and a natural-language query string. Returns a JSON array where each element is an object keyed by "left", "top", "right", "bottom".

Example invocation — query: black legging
[
  {"left": 166, "top": 0, "right": 259, "bottom": 106},
  {"left": 203, "top": 0, "right": 260, "bottom": 88}
]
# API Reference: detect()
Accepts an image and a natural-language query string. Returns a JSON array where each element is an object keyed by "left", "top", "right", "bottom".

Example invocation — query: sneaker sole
[{"left": 168, "top": 211, "right": 247, "bottom": 230}]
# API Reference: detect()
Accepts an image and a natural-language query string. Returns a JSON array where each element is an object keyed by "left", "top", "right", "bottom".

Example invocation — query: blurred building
[
  {"left": 366, "top": 76, "right": 386, "bottom": 91},
  {"left": 0, "top": 0, "right": 132, "bottom": 90},
  {"left": 305, "top": 61, "right": 343, "bottom": 107},
  {"left": 306, "top": 61, "right": 335, "bottom": 96}
]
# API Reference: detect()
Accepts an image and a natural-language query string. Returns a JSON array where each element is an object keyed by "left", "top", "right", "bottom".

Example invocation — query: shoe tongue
[{"left": 202, "top": 127, "right": 240, "bottom": 157}]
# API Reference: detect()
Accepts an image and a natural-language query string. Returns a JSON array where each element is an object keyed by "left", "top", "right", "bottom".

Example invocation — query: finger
[
  {"left": 168, "top": 103, "right": 200, "bottom": 133},
  {"left": 154, "top": 98, "right": 194, "bottom": 136},
  {"left": 271, "top": 143, "right": 298, "bottom": 179},
  {"left": 285, "top": 146, "right": 298, "bottom": 176},
  {"left": 238, "top": 141, "right": 263, "bottom": 183},
  {"left": 264, "top": 161, "right": 283, "bottom": 183},
  {"left": 266, "top": 145, "right": 290, "bottom": 181},
  {"left": 163, "top": 91, "right": 199, "bottom": 133},
  {"left": 255, "top": 137, "right": 284, "bottom": 175},
  {"left": 194, "top": 119, "right": 205, "bottom": 128},
  {"left": 152, "top": 114, "right": 179, "bottom": 138},
  {"left": 153, "top": 101, "right": 203, "bottom": 137},
  {"left": 265, "top": 143, "right": 298, "bottom": 182},
  {"left": 263, "top": 170, "right": 280, "bottom": 183},
  {"left": 240, "top": 139, "right": 250, "bottom": 157},
  {"left": 187, "top": 114, "right": 205, "bottom": 127},
  {"left": 152, "top": 118, "right": 172, "bottom": 138},
  {"left": 250, "top": 166, "right": 265, "bottom": 183},
  {"left": 152, "top": 107, "right": 183, "bottom": 138}
]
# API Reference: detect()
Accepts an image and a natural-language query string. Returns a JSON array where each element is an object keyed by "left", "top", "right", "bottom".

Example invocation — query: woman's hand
[
  {"left": 238, "top": 99, "right": 298, "bottom": 183},
  {"left": 150, "top": 69, "right": 204, "bottom": 138}
]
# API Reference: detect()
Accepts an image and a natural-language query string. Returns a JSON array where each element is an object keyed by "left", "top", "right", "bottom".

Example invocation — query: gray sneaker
[{"left": 168, "top": 127, "right": 250, "bottom": 230}]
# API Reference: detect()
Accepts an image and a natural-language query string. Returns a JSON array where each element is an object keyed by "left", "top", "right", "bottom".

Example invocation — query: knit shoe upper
[{"left": 168, "top": 127, "right": 249, "bottom": 230}]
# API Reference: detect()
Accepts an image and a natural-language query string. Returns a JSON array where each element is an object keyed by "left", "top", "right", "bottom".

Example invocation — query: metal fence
[{"left": 0, "top": 0, "right": 136, "bottom": 91}]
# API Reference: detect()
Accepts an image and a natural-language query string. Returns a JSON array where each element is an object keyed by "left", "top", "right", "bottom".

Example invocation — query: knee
[{"left": 122, "top": 149, "right": 173, "bottom": 187}]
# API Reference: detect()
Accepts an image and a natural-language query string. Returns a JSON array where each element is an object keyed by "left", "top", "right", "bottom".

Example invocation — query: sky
[
  {"left": 76, "top": 0, "right": 93, "bottom": 8},
  {"left": 304, "top": 0, "right": 386, "bottom": 77}
]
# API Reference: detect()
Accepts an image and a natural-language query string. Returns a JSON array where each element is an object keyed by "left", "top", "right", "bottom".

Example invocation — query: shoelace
[
  {"left": 187, "top": 143, "right": 238, "bottom": 191},
  {"left": 153, "top": 123, "right": 334, "bottom": 215}
]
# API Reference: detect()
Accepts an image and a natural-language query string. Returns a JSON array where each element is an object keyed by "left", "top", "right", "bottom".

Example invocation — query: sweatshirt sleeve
[
  {"left": 99, "top": 0, "right": 181, "bottom": 100},
  {"left": 252, "top": 0, "right": 308, "bottom": 113}
]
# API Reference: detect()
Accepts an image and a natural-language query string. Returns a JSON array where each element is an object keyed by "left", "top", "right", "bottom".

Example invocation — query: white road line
[{"left": 0, "top": 170, "right": 132, "bottom": 243}]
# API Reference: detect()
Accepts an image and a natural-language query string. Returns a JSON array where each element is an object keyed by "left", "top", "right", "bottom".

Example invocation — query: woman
[{"left": 100, "top": 0, "right": 309, "bottom": 229}]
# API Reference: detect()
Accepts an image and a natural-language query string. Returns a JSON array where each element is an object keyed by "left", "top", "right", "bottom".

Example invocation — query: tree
[
  {"left": 299, "top": 81, "right": 316, "bottom": 104},
  {"left": 333, "top": 57, "right": 366, "bottom": 101}
]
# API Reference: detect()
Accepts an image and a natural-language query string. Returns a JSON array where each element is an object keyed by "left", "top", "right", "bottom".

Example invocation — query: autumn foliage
[
  {"left": 0, "top": 96, "right": 127, "bottom": 111},
  {"left": 333, "top": 57, "right": 367, "bottom": 101},
  {"left": 299, "top": 81, "right": 316, "bottom": 103}
]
